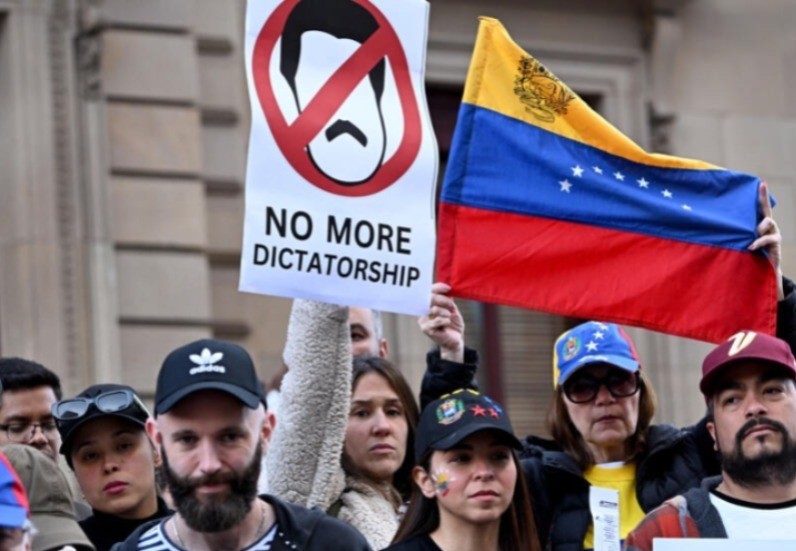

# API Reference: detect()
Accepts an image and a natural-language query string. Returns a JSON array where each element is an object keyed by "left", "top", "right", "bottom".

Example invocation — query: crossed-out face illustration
[{"left": 280, "top": 0, "right": 389, "bottom": 186}]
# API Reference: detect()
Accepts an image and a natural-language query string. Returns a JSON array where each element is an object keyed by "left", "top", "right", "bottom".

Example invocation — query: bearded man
[
  {"left": 626, "top": 331, "right": 796, "bottom": 548},
  {"left": 112, "top": 338, "right": 371, "bottom": 551}
]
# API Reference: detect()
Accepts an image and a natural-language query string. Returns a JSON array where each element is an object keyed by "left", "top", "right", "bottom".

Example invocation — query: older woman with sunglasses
[{"left": 52, "top": 384, "right": 170, "bottom": 551}]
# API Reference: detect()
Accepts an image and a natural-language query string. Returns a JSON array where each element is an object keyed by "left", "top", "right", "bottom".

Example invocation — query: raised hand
[
  {"left": 418, "top": 282, "right": 465, "bottom": 362},
  {"left": 749, "top": 182, "right": 784, "bottom": 300}
]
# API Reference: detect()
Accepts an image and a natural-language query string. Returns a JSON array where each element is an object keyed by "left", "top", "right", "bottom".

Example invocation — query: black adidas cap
[
  {"left": 155, "top": 339, "right": 265, "bottom": 415},
  {"left": 415, "top": 389, "right": 521, "bottom": 463}
]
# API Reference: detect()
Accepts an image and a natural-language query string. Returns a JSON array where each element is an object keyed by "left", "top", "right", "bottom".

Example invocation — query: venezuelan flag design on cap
[{"left": 553, "top": 321, "right": 640, "bottom": 386}]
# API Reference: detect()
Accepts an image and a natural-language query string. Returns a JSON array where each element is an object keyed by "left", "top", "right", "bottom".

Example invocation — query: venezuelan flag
[{"left": 437, "top": 17, "right": 776, "bottom": 343}]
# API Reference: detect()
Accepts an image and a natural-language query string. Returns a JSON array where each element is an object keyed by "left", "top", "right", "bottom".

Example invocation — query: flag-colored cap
[
  {"left": 0, "top": 451, "right": 29, "bottom": 529},
  {"left": 415, "top": 389, "right": 521, "bottom": 463},
  {"left": 554, "top": 321, "right": 640, "bottom": 386},
  {"left": 700, "top": 331, "right": 796, "bottom": 397}
]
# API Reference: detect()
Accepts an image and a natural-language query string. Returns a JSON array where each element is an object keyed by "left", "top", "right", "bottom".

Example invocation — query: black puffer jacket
[{"left": 518, "top": 422, "right": 715, "bottom": 550}]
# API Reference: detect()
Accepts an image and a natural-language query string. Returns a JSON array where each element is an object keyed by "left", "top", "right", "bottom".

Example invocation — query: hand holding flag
[
  {"left": 418, "top": 282, "right": 465, "bottom": 363},
  {"left": 749, "top": 182, "right": 784, "bottom": 300}
]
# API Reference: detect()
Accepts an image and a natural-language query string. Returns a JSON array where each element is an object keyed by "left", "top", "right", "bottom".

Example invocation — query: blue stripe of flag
[{"left": 442, "top": 103, "right": 761, "bottom": 251}]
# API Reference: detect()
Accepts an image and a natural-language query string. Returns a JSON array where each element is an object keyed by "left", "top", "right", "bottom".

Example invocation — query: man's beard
[
  {"left": 161, "top": 443, "right": 262, "bottom": 533},
  {"left": 718, "top": 417, "right": 796, "bottom": 488}
]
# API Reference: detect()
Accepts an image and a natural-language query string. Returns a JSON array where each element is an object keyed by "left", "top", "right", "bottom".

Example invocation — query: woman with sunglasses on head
[
  {"left": 52, "top": 384, "right": 170, "bottom": 551},
  {"left": 386, "top": 389, "right": 540, "bottom": 551}
]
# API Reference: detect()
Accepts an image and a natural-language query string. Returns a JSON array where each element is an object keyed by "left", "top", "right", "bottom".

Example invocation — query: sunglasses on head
[
  {"left": 52, "top": 389, "right": 151, "bottom": 422},
  {"left": 562, "top": 368, "right": 640, "bottom": 404}
]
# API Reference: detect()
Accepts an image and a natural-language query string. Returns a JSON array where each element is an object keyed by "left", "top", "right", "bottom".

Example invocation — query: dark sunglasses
[
  {"left": 562, "top": 369, "right": 640, "bottom": 404},
  {"left": 52, "top": 389, "right": 151, "bottom": 421}
]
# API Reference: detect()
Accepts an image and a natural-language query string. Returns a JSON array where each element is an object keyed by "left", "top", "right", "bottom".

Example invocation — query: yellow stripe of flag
[{"left": 463, "top": 17, "right": 719, "bottom": 171}]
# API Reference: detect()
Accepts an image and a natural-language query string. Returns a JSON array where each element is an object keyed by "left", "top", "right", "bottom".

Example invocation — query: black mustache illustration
[{"left": 325, "top": 119, "right": 368, "bottom": 147}]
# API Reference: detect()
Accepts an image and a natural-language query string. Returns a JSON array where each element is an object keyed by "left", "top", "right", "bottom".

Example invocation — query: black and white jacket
[{"left": 110, "top": 493, "right": 372, "bottom": 551}]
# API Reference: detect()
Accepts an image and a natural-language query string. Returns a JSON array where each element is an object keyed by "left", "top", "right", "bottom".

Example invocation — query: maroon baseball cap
[{"left": 700, "top": 331, "right": 796, "bottom": 397}]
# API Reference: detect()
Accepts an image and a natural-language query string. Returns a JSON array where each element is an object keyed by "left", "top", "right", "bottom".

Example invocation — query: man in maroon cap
[{"left": 625, "top": 330, "right": 796, "bottom": 549}]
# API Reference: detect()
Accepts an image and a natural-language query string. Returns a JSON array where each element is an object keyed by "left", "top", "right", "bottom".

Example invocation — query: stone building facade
[{"left": 1, "top": 0, "right": 794, "bottom": 435}]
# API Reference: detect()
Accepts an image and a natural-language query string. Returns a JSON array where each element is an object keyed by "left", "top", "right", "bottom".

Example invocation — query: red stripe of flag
[{"left": 437, "top": 203, "right": 776, "bottom": 343}]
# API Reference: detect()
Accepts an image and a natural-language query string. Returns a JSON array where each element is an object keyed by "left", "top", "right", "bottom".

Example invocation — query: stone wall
[{"left": 1, "top": 0, "right": 793, "bottom": 429}]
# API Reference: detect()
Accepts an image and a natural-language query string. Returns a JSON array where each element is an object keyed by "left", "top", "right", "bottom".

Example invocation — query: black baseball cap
[
  {"left": 415, "top": 389, "right": 521, "bottom": 463},
  {"left": 155, "top": 339, "right": 265, "bottom": 415},
  {"left": 55, "top": 383, "right": 149, "bottom": 459}
]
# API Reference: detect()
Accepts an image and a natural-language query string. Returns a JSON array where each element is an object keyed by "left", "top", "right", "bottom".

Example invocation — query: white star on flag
[
  {"left": 586, "top": 341, "right": 599, "bottom": 352},
  {"left": 593, "top": 331, "right": 605, "bottom": 340},
  {"left": 571, "top": 165, "right": 584, "bottom": 177},
  {"left": 593, "top": 166, "right": 603, "bottom": 174},
  {"left": 594, "top": 322, "right": 608, "bottom": 330},
  {"left": 662, "top": 189, "right": 673, "bottom": 198},
  {"left": 559, "top": 179, "right": 572, "bottom": 193},
  {"left": 637, "top": 178, "right": 650, "bottom": 189},
  {"left": 682, "top": 204, "right": 692, "bottom": 211},
  {"left": 614, "top": 171, "right": 625, "bottom": 181}
]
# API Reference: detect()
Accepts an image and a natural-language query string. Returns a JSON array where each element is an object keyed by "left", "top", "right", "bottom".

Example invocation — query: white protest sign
[
  {"left": 240, "top": 0, "right": 438, "bottom": 315},
  {"left": 654, "top": 540, "right": 793, "bottom": 550}
]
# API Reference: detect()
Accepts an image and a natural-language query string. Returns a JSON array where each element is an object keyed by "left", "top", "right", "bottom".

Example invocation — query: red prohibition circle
[{"left": 252, "top": 0, "right": 423, "bottom": 197}]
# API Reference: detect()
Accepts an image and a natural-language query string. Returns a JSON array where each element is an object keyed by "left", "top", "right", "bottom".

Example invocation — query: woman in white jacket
[{"left": 267, "top": 299, "right": 420, "bottom": 549}]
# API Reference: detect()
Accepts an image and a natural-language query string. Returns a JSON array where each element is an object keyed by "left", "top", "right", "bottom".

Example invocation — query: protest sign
[{"left": 240, "top": 0, "right": 437, "bottom": 315}]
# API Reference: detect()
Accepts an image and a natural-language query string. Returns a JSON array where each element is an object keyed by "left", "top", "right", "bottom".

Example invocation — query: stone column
[{"left": 0, "top": 0, "right": 89, "bottom": 394}]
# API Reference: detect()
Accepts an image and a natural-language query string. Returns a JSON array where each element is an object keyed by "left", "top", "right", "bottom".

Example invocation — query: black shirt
[
  {"left": 79, "top": 496, "right": 171, "bottom": 551},
  {"left": 385, "top": 534, "right": 442, "bottom": 551}
]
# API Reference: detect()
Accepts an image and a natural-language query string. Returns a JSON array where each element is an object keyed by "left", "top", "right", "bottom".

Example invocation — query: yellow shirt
[{"left": 582, "top": 462, "right": 645, "bottom": 550}]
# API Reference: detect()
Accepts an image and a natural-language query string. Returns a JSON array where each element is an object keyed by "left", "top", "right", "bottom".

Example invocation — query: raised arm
[
  {"left": 266, "top": 299, "right": 351, "bottom": 509},
  {"left": 749, "top": 182, "right": 783, "bottom": 300},
  {"left": 750, "top": 183, "right": 796, "bottom": 352},
  {"left": 418, "top": 282, "right": 480, "bottom": 409}
]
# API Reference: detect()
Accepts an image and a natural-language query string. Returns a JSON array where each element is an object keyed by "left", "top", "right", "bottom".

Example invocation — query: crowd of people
[
  {"left": 1, "top": 203, "right": 795, "bottom": 550},
  {"left": 1, "top": 297, "right": 796, "bottom": 551}
]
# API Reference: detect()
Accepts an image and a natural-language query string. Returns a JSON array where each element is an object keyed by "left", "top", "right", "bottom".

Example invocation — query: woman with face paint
[{"left": 387, "top": 389, "right": 540, "bottom": 551}]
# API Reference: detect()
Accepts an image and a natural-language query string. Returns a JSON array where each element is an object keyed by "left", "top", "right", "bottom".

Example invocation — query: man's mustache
[
  {"left": 736, "top": 417, "right": 787, "bottom": 443},
  {"left": 325, "top": 119, "right": 368, "bottom": 147}
]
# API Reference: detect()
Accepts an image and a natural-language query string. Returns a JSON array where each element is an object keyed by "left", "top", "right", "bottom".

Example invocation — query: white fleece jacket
[{"left": 267, "top": 299, "right": 399, "bottom": 550}]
